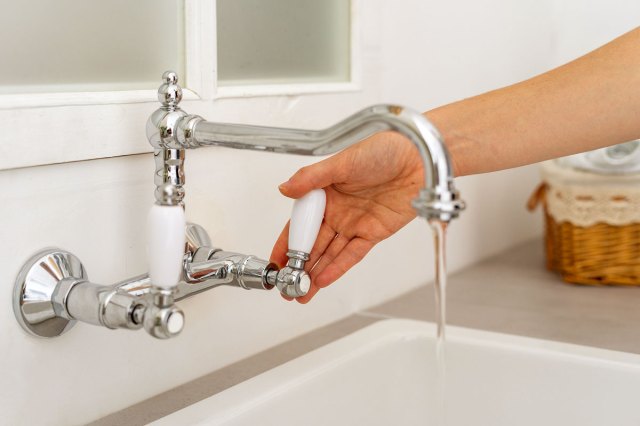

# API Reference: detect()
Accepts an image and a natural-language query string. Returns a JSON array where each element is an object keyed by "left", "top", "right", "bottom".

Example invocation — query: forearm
[{"left": 426, "top": 27, "right": 640, "bottom": 177}]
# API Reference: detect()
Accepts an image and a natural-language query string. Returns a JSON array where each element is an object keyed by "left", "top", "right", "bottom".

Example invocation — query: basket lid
[{"left": 541, "top": 160, "right": 640, "bottom": 188}]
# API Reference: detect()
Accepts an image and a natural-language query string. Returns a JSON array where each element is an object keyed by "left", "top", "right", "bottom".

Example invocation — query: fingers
[
  {"left": 306, "top": 222, "right": 338, "bottom": 271},
  {"left": 309, "top": 234, "right": 350, "bottom": 282},
  {"left": 294, "top": 284, "right": 321, "bottom": 304},
  {"left": 295, "top": 237, "right": 374, "bottom": 304},
  {"left": 279, "top": 156, "right": 346, "bottom": 199},
  {"left": 271, "top": 220, "right": 337, "bottom": 303},
  {"left": 272, "top": 221, "right": 337, "bottom": 303},
  {"left": 270, "top": 219, "right": 339, "bottom": 271},
  {"left": 313, "top": 238, "right": 374, "bottom": 288}
]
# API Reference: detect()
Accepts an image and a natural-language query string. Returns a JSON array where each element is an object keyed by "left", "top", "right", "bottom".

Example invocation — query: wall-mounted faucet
[{"left": 13, "top": 71, "right": 464, "bottom": 340}]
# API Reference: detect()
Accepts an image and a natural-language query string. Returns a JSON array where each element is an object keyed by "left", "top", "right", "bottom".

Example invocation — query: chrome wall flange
[{"left": 13, "top": 248, "right": 87, "bottom": 338}]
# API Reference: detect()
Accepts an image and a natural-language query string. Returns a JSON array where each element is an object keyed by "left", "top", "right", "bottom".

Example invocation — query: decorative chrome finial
[
  {"left": 157, "top": 70, "right": 182, "bottom": 109},
  {"left": 163, "top": 70, "right": 178, "bottom": 83}
]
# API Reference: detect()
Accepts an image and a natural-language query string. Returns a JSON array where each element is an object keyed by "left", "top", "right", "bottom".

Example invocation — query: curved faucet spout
[{"left": 184, "top": 104, "right": 464, "bottom": 221}]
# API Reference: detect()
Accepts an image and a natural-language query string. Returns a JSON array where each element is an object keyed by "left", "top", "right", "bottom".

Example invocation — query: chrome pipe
[
  {"left": 192, "top": 105, "right": 450, "bottom": 190},
  {"left": 111, "top": 250, "right": 277, "bottom": 303},
  {"left": 169, "top": 105, "right": 463, "bottom": 221}
]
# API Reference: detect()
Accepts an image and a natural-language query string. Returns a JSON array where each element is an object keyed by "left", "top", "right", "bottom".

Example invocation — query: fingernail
[{"left": 278, "top": 180, "right": 291, "bottom": 192}]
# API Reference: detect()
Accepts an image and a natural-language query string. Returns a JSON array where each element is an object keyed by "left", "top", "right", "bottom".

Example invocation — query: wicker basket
[{"left": 528, "top": 162, "right": 640, "bottom": 286}]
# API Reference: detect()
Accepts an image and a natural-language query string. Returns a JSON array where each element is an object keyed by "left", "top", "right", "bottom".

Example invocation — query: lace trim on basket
[{"left": 545, "top": 183, "right": 640, "bottom": 227}]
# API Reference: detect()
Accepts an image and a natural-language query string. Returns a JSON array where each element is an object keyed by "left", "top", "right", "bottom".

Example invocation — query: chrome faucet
[{"left": 13, "top": 71, "right": 464, "bottom": 340}]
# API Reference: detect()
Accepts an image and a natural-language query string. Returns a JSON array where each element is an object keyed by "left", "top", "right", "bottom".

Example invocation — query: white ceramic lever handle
[
  {"left": 147, "top": 204, "right": 186, "bottom": 289},
  {"left": 288, "top": 189, "right": 326, "bottom": 255}
]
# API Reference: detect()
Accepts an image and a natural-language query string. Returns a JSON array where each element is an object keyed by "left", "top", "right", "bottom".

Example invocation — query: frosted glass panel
[
  {"left": 0, "top": 0, "right": 183, "bottom": 94},
  {"left": 217, "top": 0, "right": 350, "bottom": 86}
]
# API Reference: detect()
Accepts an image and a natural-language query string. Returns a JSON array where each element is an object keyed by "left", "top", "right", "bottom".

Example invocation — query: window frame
[{"left": 0, "top": 0, "right": 360, "bottom": 171}]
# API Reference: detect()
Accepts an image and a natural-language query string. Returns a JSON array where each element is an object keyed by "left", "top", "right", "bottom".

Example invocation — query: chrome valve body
[{"left": 14, "top": 225, "right": 279, "bottom": 339}]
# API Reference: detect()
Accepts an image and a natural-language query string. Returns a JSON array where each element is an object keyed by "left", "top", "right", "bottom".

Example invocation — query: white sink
[{"left": 153, "top": 319, "right": 640, "bottom": 426}]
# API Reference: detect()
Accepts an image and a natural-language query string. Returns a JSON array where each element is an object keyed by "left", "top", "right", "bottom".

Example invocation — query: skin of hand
[
  {"left": 271, "top": 27, "right": 640, "bottom": 303},
  {"left": 270, "top": 131, "right": 426, "bottom": 303}
]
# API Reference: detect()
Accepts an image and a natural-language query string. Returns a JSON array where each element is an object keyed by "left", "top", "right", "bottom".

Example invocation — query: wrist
[{"left": 424, "top": 110, "right": 469, "bottom": 178}]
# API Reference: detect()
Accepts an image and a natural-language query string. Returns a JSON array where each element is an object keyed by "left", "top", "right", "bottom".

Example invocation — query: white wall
[{"left": 1, "top": 1, "right": 638, "bottom": 424}]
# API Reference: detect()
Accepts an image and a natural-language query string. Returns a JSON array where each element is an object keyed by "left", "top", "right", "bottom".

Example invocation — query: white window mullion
[{"left": 185, "top": 0, "right": 217, "bottom": 100}]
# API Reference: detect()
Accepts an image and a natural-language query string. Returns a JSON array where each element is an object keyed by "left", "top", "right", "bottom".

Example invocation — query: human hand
[{"left": 270, "top": 131, "right": 424, "bottom": 303}]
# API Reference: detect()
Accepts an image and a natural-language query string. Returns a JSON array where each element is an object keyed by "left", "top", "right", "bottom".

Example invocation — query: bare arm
[
  {"left": 272, "top": 27, "right": 640, "bottom": 303},
  {"left": 428, "top": 27, "right": 640, "bottom": 176}
]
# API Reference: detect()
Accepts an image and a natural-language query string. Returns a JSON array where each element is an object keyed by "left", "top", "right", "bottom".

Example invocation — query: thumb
[{"left": 278, "top": 156, "right": 343, "bottom": 199}]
